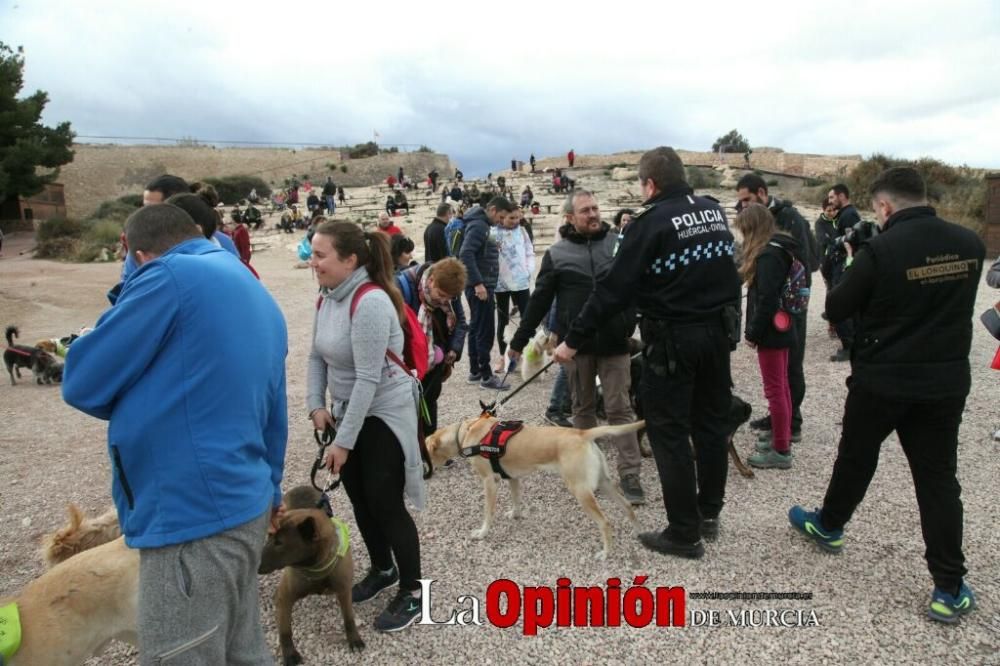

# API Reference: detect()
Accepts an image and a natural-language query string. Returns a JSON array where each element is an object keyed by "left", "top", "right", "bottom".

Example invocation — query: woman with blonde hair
[
  {"left": 734, "top": 204, "right": 801, "bottom": 470},
  {"left": 306, "top": 221, "right": 426, "bottom": 632}
]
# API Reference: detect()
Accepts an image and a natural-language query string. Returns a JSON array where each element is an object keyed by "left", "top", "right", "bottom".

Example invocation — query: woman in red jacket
[{"left": 228, "top": 211, "right": 260, "bottom": 279}]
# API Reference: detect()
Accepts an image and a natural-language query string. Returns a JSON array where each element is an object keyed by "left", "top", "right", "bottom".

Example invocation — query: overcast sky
[{"left": 3, "top": 0, "right": 999, "bottom": 176}]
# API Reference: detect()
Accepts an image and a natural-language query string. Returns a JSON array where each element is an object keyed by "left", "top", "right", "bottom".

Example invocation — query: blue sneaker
[
  {"left": 928, "top": 582, "right": 975, "bottom": 624},
  {"left": 788, "top": 506, "right": 844, "bottom": 554}
]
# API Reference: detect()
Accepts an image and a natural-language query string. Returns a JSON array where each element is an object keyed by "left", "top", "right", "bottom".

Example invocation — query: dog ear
[
  {"left": 479, "top": 400, "right": 488, "bottom": 413},
  {"left": 297, "top": 516, "right": 318, "bottom": 542}
]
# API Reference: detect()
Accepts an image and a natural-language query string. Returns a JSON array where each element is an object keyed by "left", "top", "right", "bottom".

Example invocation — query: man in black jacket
[
  {"left": 735, "top": 174, "right": 817, "bottom": 442},
  {"left": 790, "top": 167, "right": 984, "bottom": 624},
  {"left": 554, "top": 148, "right": 742, "bottom": 558},
  {"left": 460, "top": 197, "right": 514, "bottom": 390},
  {"left": 508, "top": 190, "right": 645, "bottom": 504},
  {"left": 826, "top": 183, "right": 861, "bottom": 361},
  {"left": 424, "top": 203, "right": 451, "bottom": 263}
]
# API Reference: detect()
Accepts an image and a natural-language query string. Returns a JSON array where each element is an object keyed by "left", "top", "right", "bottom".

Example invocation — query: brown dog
[
  {"left": 259, "top": 486, "right": 364, "bottom": 663},
  {"left": 426, "top": 417, "right": 642, "bottom": 559},
  {"left": 2, "top": 520, "right": 137, "bottom": 665}
]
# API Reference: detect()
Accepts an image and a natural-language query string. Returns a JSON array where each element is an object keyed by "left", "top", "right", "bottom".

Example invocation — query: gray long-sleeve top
[{"left": 307, "top": 266, "right": 425, "bottom": 509}]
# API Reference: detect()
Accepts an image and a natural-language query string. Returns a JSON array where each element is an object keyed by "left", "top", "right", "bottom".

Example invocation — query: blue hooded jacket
[
  {"left": 458, "top": 205, "right": 499, "bottom": 289},
  {"left": 63, "top": 238, "right": 288, "bottom": 548}
]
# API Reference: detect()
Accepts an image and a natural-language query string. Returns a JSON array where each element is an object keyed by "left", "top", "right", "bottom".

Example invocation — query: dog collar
[
  {"left": 296, "top": 517, "right": 350, "bottom": 580},
  {"left": 0, "top": 601, "right": 22, "bottom": 662}
]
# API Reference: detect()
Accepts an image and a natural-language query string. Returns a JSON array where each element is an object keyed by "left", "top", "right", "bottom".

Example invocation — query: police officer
[
  {"left": 553, "top": 147, "right": 741, "bottom": 559},
  {"left": 789, "top": 167, "right": 985, "bottom": 624}
]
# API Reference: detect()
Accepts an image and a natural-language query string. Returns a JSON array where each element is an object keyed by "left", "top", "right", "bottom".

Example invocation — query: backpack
[
  {"left": 444, "top": 217, "right": 465, "bottom": 257},
  {"left": 350, "top": 283, "right": 429, "bottom": 381},
  {"left": 297, "top": 236, "right": 312, "bottom": 262},
  {"left": 777, "top": 248, "right": 810, "bottom": 315}
]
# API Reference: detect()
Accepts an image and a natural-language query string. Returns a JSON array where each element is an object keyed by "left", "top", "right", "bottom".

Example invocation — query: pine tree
[{"left": 0, "top": 42, "right": 75, "bottom": 205}]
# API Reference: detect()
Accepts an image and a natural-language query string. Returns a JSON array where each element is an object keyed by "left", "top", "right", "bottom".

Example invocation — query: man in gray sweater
[{"left": 459, "top": 196, "right": 515, "bottom": 390}]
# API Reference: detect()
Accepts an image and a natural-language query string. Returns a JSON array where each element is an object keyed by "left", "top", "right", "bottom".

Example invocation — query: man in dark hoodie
[
  {"left": 826, "top": 183, "right": 861, "bottom": 361},
  {"left": 508, "top": 190, "right": 645, "bottom": 505},
  {"left": 425, "top": 203, "right": 452, "bottom": 263},
  {"left": 735, "top": 174, "right": 817, "bottom": 443},
  {"left": 460, "top": 196, "right": 515, "bottom": 390}
]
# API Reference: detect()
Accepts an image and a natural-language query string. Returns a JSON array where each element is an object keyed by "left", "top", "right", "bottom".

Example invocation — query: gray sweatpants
[
  {"left": 566, "top": 352, "right": 642, "bottom": 478},
  {"left": 138, "top": 510, "right": 273, "bottom": 665}
]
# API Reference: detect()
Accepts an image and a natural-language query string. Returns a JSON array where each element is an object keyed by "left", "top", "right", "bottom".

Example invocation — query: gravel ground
[{"left": 1, "top": 219, "right": 998, "bottom": 665}]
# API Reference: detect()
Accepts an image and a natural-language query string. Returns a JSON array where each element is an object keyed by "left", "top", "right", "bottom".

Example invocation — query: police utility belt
[{"left": 639, "top": 305, "right": 741, "bottom": 377}]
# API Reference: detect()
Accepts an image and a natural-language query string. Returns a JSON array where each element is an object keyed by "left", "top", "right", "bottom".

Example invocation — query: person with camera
[
  {"left": 553, "top": 147, "right": 742, "bottom": 558},
  {"left": 789, "top": 167, "right": 985, "bottom": 624},
  {"left": 826, "top": 184, "right": 861, "bottom": 361}
]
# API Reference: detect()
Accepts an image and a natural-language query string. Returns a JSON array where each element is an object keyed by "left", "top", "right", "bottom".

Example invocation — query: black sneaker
[
  {"left": 544, "top": 411, "right": 574, "bottom": 428},
  {"left": 374, "top": 589, "right": 422, "bottom": 632},
  {"left": 619, "top": 474, "right": 646, "bottom": 505},
  {"left": 467, "top": 372, "right": 482, "bottom": 384},
  {"left": 750, "top": 415, "right": 772, "bottom": 432},
  {"left": 638, "top": 531, "right": 704, "bottom": 559},
  {"left": 701, "top": 518, "right": 720, "bottom": 542},
  {"left": 352, "top": 566, "right": 399, "bottom": 604}
]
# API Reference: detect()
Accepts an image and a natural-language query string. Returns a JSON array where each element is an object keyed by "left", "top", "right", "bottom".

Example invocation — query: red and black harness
[{"left": 458, "top": 420, "right": 524, "bottom": 479}]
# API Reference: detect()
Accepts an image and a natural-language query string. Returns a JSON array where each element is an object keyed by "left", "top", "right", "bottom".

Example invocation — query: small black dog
[{"left": 5, "top": 325, "right": 46, "bottom": 386}]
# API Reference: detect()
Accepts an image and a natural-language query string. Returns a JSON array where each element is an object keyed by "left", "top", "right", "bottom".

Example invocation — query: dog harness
[
  {"left": 0, "top": 602, "right": 22, "bottom": 664},
  {"left": 459, "top": 420, "right": 524, "bottom": 479},
  {"left": 296, "top": 517, "right": 350, "bottom": 580}
]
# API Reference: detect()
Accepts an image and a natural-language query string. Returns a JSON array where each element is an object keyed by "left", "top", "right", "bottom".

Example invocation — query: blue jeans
[
  {"left": 547, "top": 364, "right": 570, "bottom": 414},
  {"left": 465, "top": 287, "right": 496, "bottom": 379},
  {"left": 325, "top": 195, "right": 336, "bottom": 214}
]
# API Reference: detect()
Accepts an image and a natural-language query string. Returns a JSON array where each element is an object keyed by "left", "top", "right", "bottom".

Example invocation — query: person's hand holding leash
[
  {"left": 325, "top": 445, "right": 350, "bottom": 474},
  {"left": 554, "top": 342, "right": 577, "bottom": 364},
  {"left": 445, "top": 350, "right": 457, "bottom": 365},
  {"left": 474, "top": 284, "right": 487, "bottom": 301},
  {"left": 311, "top": 408, "right": 335, "bottom": 432},
  {"left": 507, "top": 347, "right": 521, "bottom": 362}
]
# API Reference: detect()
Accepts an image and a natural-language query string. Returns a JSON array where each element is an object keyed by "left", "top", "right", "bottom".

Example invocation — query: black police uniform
[
  {"left": 565, "top": 183, "right": 741, "bottom": 546},
  {"left": 819, "top": 205, "right": 984, "bottom": 592}
]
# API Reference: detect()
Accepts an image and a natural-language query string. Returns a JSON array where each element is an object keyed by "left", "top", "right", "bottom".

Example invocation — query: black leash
[
  {"left": 481, "top": 359, "right": 555, "bottom": 416},
  {"left": 310, "top": 424, "right": 342, "bottom": 493}
]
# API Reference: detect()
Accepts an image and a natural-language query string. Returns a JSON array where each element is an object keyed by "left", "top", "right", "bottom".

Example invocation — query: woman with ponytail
[
  {"left": 306, "top": 221, "right": 426, "bottom": 632},
  {"left": 734, "top": 204, "right": 800, "bottom": 471}
]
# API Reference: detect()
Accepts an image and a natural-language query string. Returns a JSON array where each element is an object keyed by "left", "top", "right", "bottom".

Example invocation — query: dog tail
[
  {"left": 41, "top": 504, "right": 121, "bottom": 567},
  {"left": 582, "top": 420, "right": 646, "bottom": 441},
  {"left": 5, "top": 325, "right": 18, "bottom": 346}
]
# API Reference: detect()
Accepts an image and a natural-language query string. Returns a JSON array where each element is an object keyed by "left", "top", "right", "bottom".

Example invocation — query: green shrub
[
  {"left": 91, "top": 198, "right": 140, "bottom": 223},
  {"left": 686, "top": 167, "right": 722, "bottom": 190},
  {"left": 35, "top": 237, "right": 79, "bottom": 259},
  {"left": 766, "top": 178, "right": 779, "bottom": 187},
  {"left": 346, "top": 142, "right": 379, "bottom": 159},
  {"left": 202, "top": 175, "right": 272, "bottom": 206},
  {"left": 846, "top": 154, "right": 985, "bottom": 231},
  {"left": 340, "top": 165, "right": 348, "bottom": 173},
  {"left": 712, "top": 129, "right": 750, "bottom": 153},
  {"left": 117, "top": 193, "right": 143, "bottom": 207},
  {"left": 83, "top": 219, "right": 124, "bottom": 246},
  {"left": 37, "top": 217, "right": 83, "bottom": 242},
  {"left": 417, "top": 145, "right": 434, "bottom": 152}
]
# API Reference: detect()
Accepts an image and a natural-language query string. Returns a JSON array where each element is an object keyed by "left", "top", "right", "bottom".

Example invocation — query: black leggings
[
  {"left": 340, "top": 416, "right": 422, "bottom": 591},
  {"left": 495, "top": 289, "right": 530, "bottom": 355}
]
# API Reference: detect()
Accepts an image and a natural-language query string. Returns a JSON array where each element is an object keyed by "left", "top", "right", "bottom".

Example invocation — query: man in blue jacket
[
  {"left": 459, "top": 196, "right": 515, "bottom": 390},
  {"left": 63, "top": 204, "right": 288, "bottom": 664}
]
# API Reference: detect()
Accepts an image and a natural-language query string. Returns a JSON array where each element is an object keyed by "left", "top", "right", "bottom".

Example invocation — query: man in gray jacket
[
  {"left": 508, "top": 190, "right": 645, "bottom": 504},
  {"left": 460, "top": 196, "right": 515, "bottom": 390}
]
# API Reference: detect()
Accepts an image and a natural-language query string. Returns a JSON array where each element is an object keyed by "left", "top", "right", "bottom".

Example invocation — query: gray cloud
[{"left": 4, "top": 0, "right": 999, "bottom": 175}]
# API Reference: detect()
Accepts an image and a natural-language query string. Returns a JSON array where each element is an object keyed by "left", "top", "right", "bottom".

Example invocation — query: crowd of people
[{"left": 51, "top": 145, "right": 996, "bottom": 662}]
